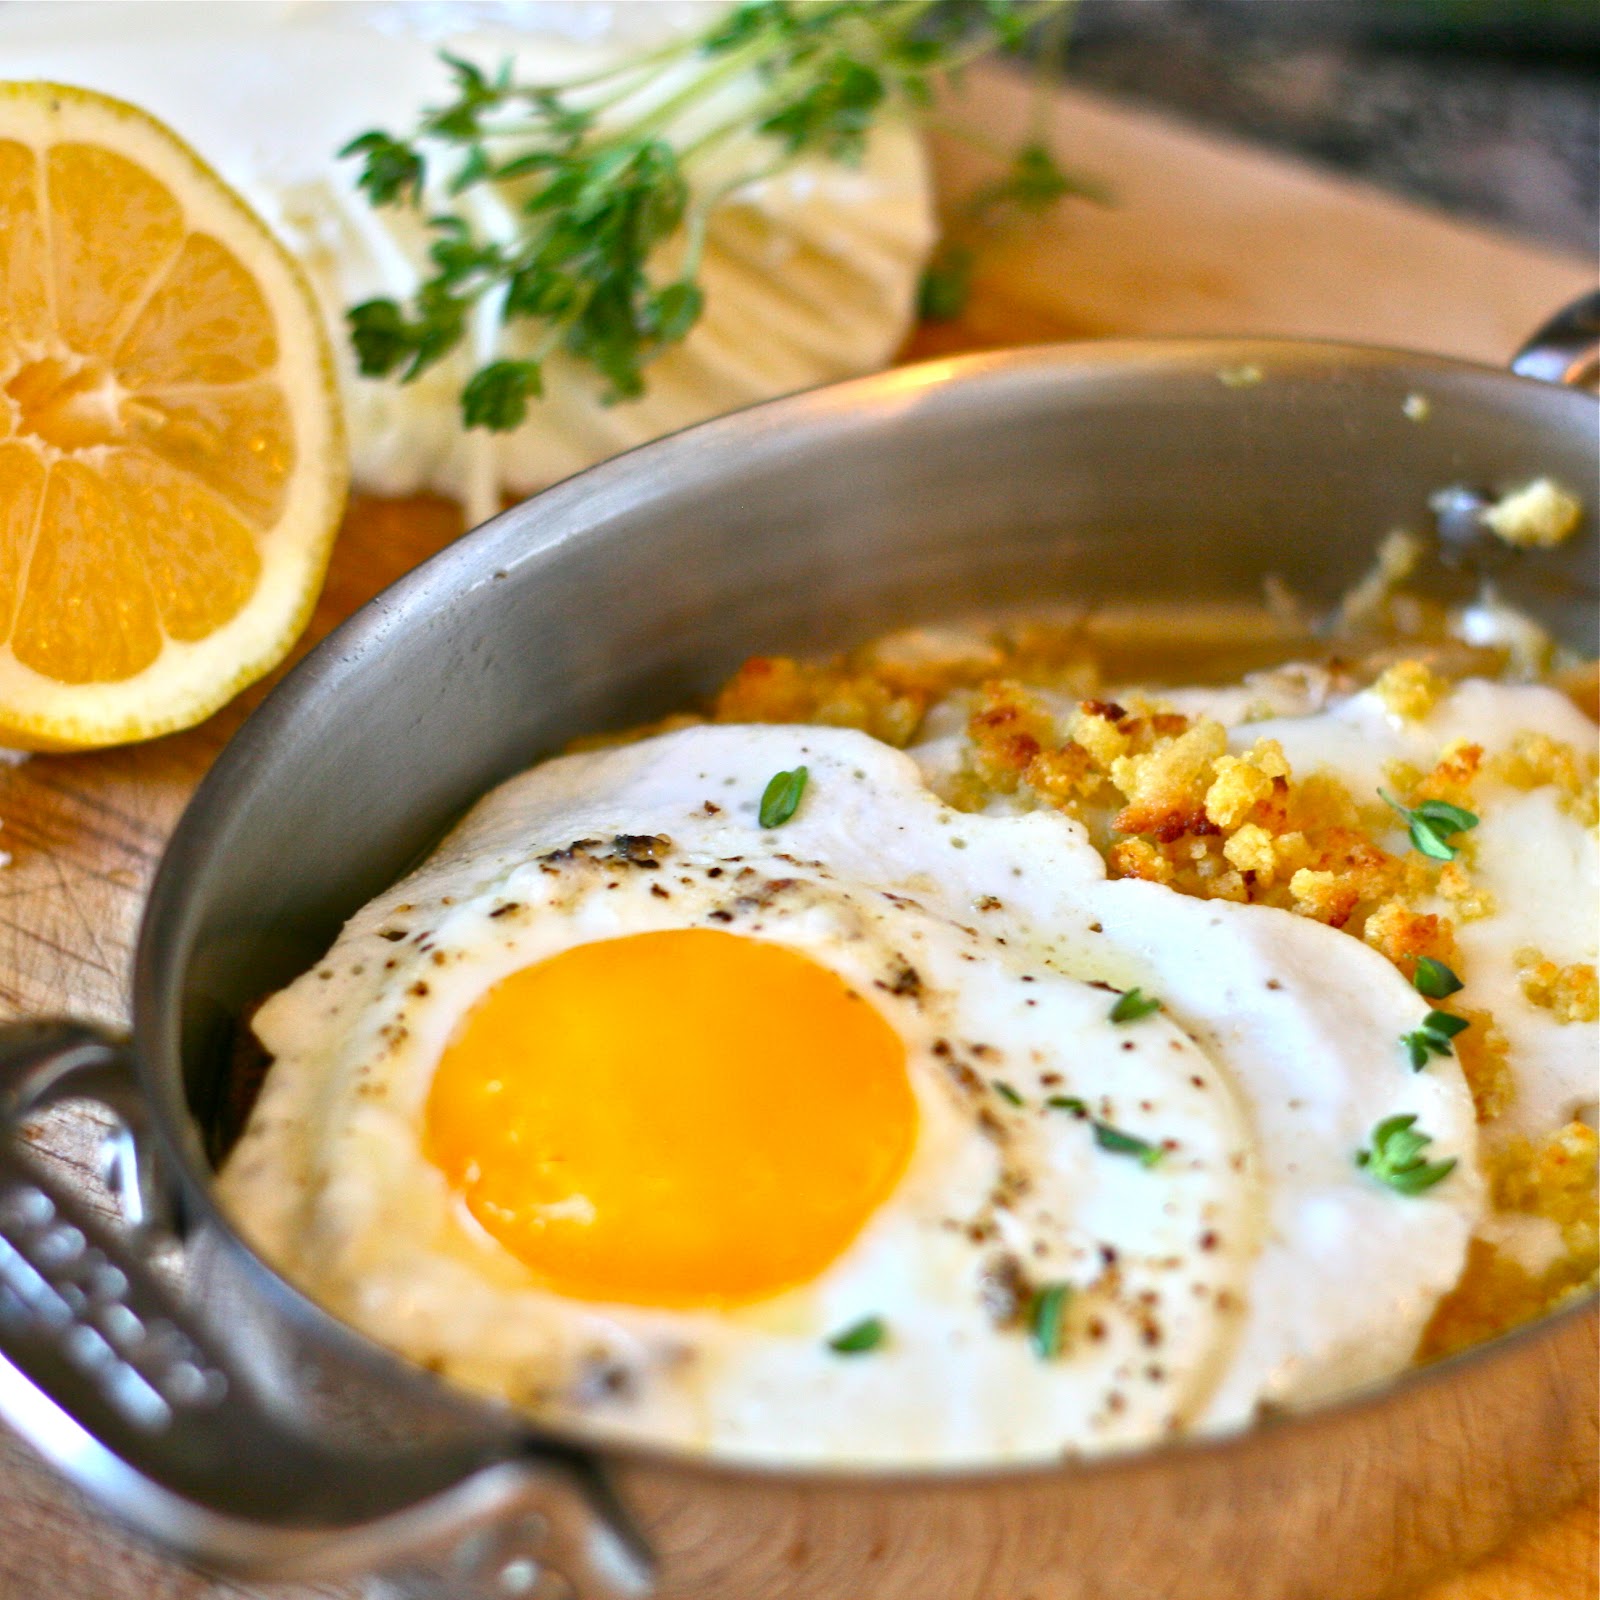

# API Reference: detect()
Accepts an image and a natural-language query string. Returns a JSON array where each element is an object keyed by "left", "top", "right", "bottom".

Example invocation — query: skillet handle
[
  {"left": 1511, "top": 288, "right": 1600, "bottom": 386},
  {"left": 0, "top": 1020, "right": 653, "bottom": 1599}
]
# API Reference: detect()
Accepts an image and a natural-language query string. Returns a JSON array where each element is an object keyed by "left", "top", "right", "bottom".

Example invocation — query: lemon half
[{"left": 0, "top": 81, "right": 347, "bottom": 750}]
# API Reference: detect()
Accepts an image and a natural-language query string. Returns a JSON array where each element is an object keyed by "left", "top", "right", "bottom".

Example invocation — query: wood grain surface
[{"left": 2, "top": 64, "right": 1596, "bottom": 1600}]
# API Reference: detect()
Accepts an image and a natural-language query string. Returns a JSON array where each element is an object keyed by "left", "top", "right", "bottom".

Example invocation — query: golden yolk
[{"left": 425, "top": 928, "right": 917, "bottom": 1307}]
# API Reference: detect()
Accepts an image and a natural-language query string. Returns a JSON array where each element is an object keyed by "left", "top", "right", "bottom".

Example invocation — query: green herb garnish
[
  {"left": 1400, "top": 1009, "right": 1471, "bottom": 1072},
  {"left": 758, "top": 765, "right": 808, "bottom": 828},
  {"left": 992, "top": 1079, "right": 1024, "bottom": 1107},
  {"left": 1412, "top": 957, "right": 1464, "bottom": 999},
  {"left": 340, "top": 1, "right": 1081, "bottom": 430},
  {"left": 917, "top": 240, "right": 975, "bottom": 321},
  {"left": 1379, "top": 791, "right": 1479, "bottom": 862},
  {"left": 827, "top": 1315, "right": 886, "bottom": 1354},
  {"left": 1356, "top": 1113, "right": 1457, "bottom": 1195},
  {"left": 1048, "top": 1096, "right": 1163, "bottom": 1167},
  {"left": 1028, "top": 1282, "right": 1072, "bottom": 1360},
  {"left": 1108, "top": 987, "right": 1161, "bottom": 1023},
  {"left": 1092, "top": 1122, "right": 1164, "bottom": 1168}
]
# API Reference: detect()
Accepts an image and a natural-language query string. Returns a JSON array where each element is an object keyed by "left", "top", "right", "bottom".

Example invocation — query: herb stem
[
  {"left": 628, "top": 35, "right": 776, "bottom": 144},
  {"left": 1028, "top": 0, "right": 1077, "bottom": 144},
  {"left": 527, "top": 33, "right": 701, "bottom": 96}
]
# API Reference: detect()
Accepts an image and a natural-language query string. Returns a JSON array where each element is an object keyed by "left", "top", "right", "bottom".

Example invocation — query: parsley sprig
[
  {"left": 1356, "top": 1113, "right": 1457, "bottom": 1195},
  {"left": 1379, "top": 791, "right": 1479, "bottom": 862},
  {"left": 341, "top": 1, "right": 1077, "bottom": 431}
]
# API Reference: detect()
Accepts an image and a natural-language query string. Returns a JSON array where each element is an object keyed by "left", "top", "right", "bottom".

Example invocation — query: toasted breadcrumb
[
  {"left": 1069, "top": 700, "right": 1133, "bottom": 770},
  {"left": 1436, "top": 859, "right": 1498, "bottom": 922},
  {"left": 1490, "top": 732, "right": 1599, "bottom": 825},
  {"left": 1374, "top": 659, "right": 1451, "bottom": 721},
  {"left": 1204, "top": 742, "right": 1290, "bottom": 830},
  {"left": 1413, "top": 740, "right": 1483, "bottom": 807},
  {"left": 1222, "top": 822, "right": 1297, "bottom": 887},
  {"left": 1515, "top": 950, "right": 1600, "bottom": 1024},
  {"left": 1421, "top": 1122, "right": 1599, "bottom": 1359},
  {"left": 947, "top": 679, "right": 1472, "bottom": 940},
  {"left": 712, "top": 656, "right": 928, "bottom": 748},
  {"left": 1419, "top": 1234, "right": 1590, "bottom": 1361},
  {"left": 1107, "top": 836, "right": 1175, "bottom": 886},
  {"left": 1495, "top": 1122, "right": 1600, "bottom": 1232},
  {"left": 1111, "top": 721, "right": 1229, "bottom": 840},
  {"left": 967, "top": 681, "right": 1058, "bottom": 793},
  {"left": 1481, "top": 478, "right": 1584, "bottom": 548},
  {"left": 1362, "top": 900, "right": 1459, "bottom": 978},
  {"left": 1451, "top": 1007, "right": 1514, "bottom": 1123}
]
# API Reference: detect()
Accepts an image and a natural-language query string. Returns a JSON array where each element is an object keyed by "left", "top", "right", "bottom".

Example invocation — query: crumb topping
[
  {"left": 1481, "top": 477, "right": 1584, "bottom": 549},
  {"left": 1515, "top": 949, "right": 1600, "bottom": 1025},
  {"left": 1422, "top": 1121, "right": 1598, "bottom": 1359},
  {"left": 1374, "top": 659, "right": 1452, "bottom": 721}
]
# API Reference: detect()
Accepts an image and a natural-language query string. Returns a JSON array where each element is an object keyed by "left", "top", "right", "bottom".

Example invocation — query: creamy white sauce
[{"left": 2, "top": 1, "right": 934, "bottom": 518}]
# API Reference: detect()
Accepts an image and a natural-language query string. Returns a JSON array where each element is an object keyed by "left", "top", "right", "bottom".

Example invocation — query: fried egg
[{"left": 219, "top": 725, "right": 1482, "bottom": 1466}]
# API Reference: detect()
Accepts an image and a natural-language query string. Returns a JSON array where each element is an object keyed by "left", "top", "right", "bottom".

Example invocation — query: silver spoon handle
[{"left": 1511, "top": 288, "right": 1600, "bottom": 386}]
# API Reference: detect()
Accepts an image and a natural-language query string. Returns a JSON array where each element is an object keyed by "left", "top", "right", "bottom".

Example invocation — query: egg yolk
[{"left": 425, "top": 928, "right": 917, "bottom": 1307}]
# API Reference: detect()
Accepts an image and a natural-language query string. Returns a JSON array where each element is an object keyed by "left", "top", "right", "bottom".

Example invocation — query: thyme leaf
[
  {"left": 1380, "top": 790, "right": 1479, "bottom": 862},
  {"left": 1092, "top": 1122, "right": 1164, "bottom": 1168},
  {"left": 1048, "top": 1096, "right": 1164, "bottom": 1168},
  {"left": 758, "top": 765, "right": 808, "bottom": 828},
  {"left": 1028, "top": 1282, "right": 1072, "bottom": 1360},
  {"left": 1108, "top": 987, "right": 1161, "bottom": 1023},
  {"left": 1400, "top": 1008, "right": 1470, "bottom": 1072},
  {"left": 1355, "top": 1113, "right": 1457, "bottom": 1196},
  {"left": 1412, "top": 957, "right": 1464, "bottom": 999},
  {"left": 827, "top": 1315, "right": 887, "bottom": 1354}
]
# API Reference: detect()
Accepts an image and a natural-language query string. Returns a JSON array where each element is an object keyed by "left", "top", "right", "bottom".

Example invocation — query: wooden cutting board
[{"left": 1, "top": 63, "right": 1596, "bottom": 1600}]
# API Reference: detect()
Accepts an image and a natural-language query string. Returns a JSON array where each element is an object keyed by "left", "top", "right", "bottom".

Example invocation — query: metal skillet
[{"left": 0, "top": 293, "right": 1596, "bottom": 1600}]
